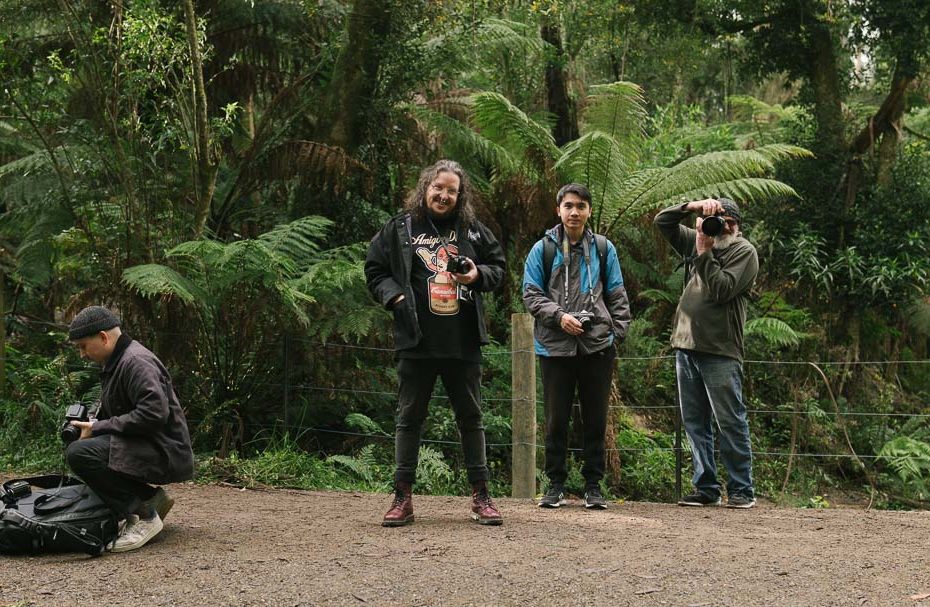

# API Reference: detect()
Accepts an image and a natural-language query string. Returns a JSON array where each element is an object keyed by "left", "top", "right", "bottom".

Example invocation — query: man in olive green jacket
[{"left": 654, "top": 198, "right": 758, "bottom": 509}]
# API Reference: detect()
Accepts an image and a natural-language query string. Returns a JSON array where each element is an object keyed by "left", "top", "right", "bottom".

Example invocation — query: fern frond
[
  {"left": 344, "top": 413, "right": 387, "bottom": 435},
  {"left": 405, "top": 103, "right": 520, "bottom": 178},
  {"left": 878, "top": 437, "right": 930, "bottom": 483},
  {"left": 470, "top": 92, "right": 560, "bottom": 166},
  {"left": 745, "top": 317, "right": 806, "bottom": 348},
  {"left": 121, "top": 264, "right": 207, "bottom": 306},
  {"left": 258, "top": 215, "right": 332, "bottom": 268},
  {"left": 582, "top": 81, "right": 648, "bottom": 143},
  {"left": 643, "top": 178, "right": 801, "bottom": 216},
  {"left": 326, "top": 454, "right": 374, "bottom": 482}
]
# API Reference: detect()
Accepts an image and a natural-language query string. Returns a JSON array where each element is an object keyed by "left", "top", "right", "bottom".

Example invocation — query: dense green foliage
[{"left": 2, "top": 0, "right": 929, "bottom": 508}]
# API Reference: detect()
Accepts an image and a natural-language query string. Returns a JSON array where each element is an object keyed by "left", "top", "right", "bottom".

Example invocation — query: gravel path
[{"left": 2, "top": 483, "right": 929, "bottom": 606}]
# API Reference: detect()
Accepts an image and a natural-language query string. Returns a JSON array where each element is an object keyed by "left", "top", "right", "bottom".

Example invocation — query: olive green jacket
[{"left": 654, "top": 203, "right": 758, "bottom": 362}]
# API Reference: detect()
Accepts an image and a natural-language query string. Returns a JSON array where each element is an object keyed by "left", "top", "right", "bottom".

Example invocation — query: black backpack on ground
[{"left": 0, "top": 475, "right": 119, "bottom": 556}]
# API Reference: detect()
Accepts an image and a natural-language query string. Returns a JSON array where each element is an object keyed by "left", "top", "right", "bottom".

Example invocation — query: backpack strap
[
  {"left": 541, "top": 238, "right": 557, "bottom": 294},
  {"left": 594, "top": 233, "right": 609, "bottom": 291},
  {"left": 541, "top": 233, "right": 610, "bottom": 295}
]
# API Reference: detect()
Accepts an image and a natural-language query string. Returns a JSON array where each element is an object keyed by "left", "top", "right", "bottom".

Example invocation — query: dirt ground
[{"left": 2, "top": 483, "right": 929, "bottom": 607}]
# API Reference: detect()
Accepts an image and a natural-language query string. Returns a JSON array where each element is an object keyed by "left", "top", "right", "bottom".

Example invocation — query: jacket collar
[{"left": 102, "top": 334, "right": 133, "bottom": 374}]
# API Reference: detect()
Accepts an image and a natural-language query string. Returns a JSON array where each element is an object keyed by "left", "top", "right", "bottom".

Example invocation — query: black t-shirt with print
[{"left": 400, "top": 215, "right": 481, "bottom": 362}]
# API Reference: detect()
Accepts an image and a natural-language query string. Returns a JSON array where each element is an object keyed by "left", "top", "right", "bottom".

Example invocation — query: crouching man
[{"left": 65, "top": 306, "right": 194, "bottom": 552}]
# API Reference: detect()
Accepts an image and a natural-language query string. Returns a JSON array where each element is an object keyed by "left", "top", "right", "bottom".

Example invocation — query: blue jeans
[{"left": 675, "top": 349, "right": 754, "bottom": 499}]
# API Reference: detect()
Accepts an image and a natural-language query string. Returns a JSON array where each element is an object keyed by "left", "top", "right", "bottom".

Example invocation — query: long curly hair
[{"left": 403, "top": 159, "right": 476, "bottom": 226}]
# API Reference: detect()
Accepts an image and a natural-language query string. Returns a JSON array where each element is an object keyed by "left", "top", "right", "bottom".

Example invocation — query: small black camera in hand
[
  {"left": 574, "top": 310, "right": 594, "bottom": 332},
  {"left": 60, "top": 403, "right": 89, "bottom": 444},
  {"left": 446, "top": 255, "right": 470, "bottom": 274},
  {"left": 700, "top": 214, "right": 726, "bottom": 237}
]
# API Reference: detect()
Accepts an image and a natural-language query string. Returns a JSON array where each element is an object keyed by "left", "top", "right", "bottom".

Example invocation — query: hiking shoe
[
  {"left": 471, "top": 481, "right": 503, "bottom": 525},
  {"left": 382, "top": 482, "right": 414, "bottom": 527},
  {"left": 727, "top": 493, "right": 756, "bottom": 509},
  {"left": 141, "top": 487, "right": 175, "bottom": 521},
  {"left": 538, "top": 485, "right": 566, "bottom": 508},
  {"left": 110, "top": 512, "right": 164, "bottom": 553},
  {"left": 678, "top": 492, "right": 722, "bottom": 507},
  {"left": 584, "top": 486, "right": 608, "bottom": 510}
]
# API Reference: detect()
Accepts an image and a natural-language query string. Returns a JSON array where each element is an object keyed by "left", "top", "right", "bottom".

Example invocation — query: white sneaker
[{"left": 110, "top": 512, "right": 164, "bottom": 553}]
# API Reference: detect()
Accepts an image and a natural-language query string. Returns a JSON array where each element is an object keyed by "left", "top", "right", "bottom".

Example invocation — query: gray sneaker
[
  {"left": 584, "top": 486, "right": 608, "bottom": 510},
  {"left": 726, "top": 494, "right": 756, "bottom": 509},
  {"left": 141, "top": 487, "right": 175, "bottom": 520},
  {"left": 678, "top": 492, "right": 722, "bottom": 507},
  {"left": 110, "top": 512, "right": 164, "bottom": 553},
  {"left": 538, "top": 485, "right": 565, "bottom": 508}
]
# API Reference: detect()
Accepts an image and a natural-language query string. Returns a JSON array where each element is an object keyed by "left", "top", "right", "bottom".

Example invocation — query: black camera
[
  {"left": 446, "top": 255, "right": 470, "bottom": 274},
  {"left": 0, "top": 480, "right": 32, "bottom": 505},
  {"left": 60, "top": 403, "right": 89, "bottom": 445},
  {"left": 700, "top": 214, "right": 726, "bottom": 237},
  {"left": 573, "top": 310, "right": 594, "bottom": 332}
]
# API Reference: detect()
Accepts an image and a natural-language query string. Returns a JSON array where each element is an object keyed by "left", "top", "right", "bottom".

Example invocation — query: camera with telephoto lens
[
  {"left": 573, "top": 310, "right": 594, "bottom": 332},
  {"left": 445, "top": 255, "right": 470, "bottom": 274},
  {"left": 700, "top": 214, "right": 726, "bottom": 237},
  {"left": 60, "top": 403, "right": 89, "bottom": 445}
]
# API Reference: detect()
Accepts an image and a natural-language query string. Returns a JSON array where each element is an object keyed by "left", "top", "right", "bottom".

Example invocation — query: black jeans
[
  {"left": 65, "top": 434, "right": 157, "bottom": 520},
  {"left": 394, "top": 358, "right": 489, "bottom": 484},
  {"left": 540, "top": 347, "right": 616, "bottom": 486}
]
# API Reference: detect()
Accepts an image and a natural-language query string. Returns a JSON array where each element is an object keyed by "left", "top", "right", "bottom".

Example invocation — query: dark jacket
[
  {"left": 91, "top": 335, "right": 195, "bottom": 484},
  {"left": 654, "top": 202, "right": 759, "bottom": 362},
  {"left": 522, "top": 225, "right": 631, "bottom": 356},
  {"left": 364, "top": 212, "right": 506, "bottom": 351}
]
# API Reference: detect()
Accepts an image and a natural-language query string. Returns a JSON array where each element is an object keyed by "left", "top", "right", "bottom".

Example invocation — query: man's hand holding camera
[
  {"left": 686, "top": 198, "right": 723, "bottom": 255},
  {"left": 70, "top": 420, "right": 95, "bottom": 440},
  {"left": 447, "top": 256, "right": 478, "bottom": 285}
]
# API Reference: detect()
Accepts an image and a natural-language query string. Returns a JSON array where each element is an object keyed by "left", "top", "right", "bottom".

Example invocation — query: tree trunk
[
  {"left": 807, "top": 23, "right": 846, "bottom": 161},
  {"left": 541, "top": 20, "right": 579, "bottom": 147},
  {"left": 326, "top": 0, "right": 392, "bottom": 153},
  {"left": 182, "top": 0, "right": 218, "bottom": 239}
]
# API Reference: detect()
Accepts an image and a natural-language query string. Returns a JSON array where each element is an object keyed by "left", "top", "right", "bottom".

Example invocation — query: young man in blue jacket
[
  {"left": 365, "top": 159, "right": 506, "bottom": 526},
  {"left": 522, "top": 183, "right": 631, "bottom": 509}
]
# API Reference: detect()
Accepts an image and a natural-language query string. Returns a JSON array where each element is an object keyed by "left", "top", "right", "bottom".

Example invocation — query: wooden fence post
[{"left": 511, "top": 313, "right": 537, "bottom": 498}]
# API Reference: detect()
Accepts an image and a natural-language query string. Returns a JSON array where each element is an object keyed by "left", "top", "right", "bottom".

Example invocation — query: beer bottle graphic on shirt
[{"left": 429, "top": 271, "right": 459, "bottom": 315}]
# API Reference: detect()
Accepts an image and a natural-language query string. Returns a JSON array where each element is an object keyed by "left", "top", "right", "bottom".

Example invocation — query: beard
[{"left": 713, "top": 231, "right": 738, "bottom": 250}]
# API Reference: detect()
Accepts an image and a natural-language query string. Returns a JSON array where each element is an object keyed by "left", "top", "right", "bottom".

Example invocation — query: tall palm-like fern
[{"left": 431, "top": 80, "right": 811, "bottom": 238}]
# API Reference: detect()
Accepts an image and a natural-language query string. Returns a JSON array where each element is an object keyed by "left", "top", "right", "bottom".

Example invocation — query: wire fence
[{"left": 31, "top": 320, "right": 930, "bottom": 499}]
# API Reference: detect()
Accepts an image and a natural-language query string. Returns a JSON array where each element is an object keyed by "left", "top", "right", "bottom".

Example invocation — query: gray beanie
[
  {"left": 718, "top": 197, "right": 742, "bottom": 224},
  {"left": 68, "top": 306, "right": 121, "bottom": 340}
]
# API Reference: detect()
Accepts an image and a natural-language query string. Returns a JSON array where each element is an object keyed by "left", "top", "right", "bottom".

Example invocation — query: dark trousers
[
  {"left": 394, "top": 358, "right": 489, "bottom": 484},
  {"left": 65, "top": 434, "right": 157, "bottom": 520},
  {"left": 540, "top": 347, "right": 616, "bottom": 486}
]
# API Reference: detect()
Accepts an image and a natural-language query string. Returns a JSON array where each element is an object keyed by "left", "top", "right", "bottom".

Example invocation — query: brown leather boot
[
  {"left": 470, "top": 481, "right": 503, "bottom": 525},
  {"left": 382, "top": 482, "right": 414, "bottom": 527}
]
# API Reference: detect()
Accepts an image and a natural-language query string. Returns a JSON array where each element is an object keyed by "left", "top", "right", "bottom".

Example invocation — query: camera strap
[
  {"left": 561, "top": 230, "right": 597, "bottom": 310},
  {"left": 426, "top": 216, "right": 456, "bottom": 262}
]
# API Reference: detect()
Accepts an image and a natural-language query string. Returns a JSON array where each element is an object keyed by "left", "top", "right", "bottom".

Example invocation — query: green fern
[
  {"left": 344, "top": 413, "right": 388, "bottom": 435},
  {"left": 745, "top": 317, "right": 806, "bottom": 348},
  {"left": 878, "top": 437, "right": 930, "bottom": 489},
  {"left": 415, "top": 445, "right": 454, "bottom": 494}
]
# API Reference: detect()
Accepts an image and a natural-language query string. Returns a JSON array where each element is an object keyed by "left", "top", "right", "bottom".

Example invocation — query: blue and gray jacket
[{"left": 522, "top": 225, "right": 631, "bottom": 357}]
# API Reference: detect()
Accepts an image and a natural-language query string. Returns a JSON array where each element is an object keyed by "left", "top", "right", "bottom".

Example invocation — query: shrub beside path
[{"left": 2, "top": 483, "right": 929, "bottom": 606}]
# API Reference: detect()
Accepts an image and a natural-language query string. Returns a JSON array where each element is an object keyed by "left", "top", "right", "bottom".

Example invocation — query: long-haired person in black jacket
[{"left": 365, "top": 159, "right": 506, "bottom": 527}]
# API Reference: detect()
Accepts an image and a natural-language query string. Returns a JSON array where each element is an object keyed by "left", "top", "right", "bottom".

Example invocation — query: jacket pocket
[{"left": 392, "top": 299, "right": 418, "bottom": 348}]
